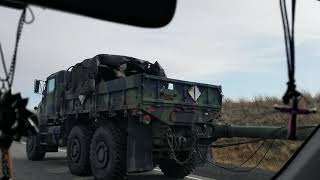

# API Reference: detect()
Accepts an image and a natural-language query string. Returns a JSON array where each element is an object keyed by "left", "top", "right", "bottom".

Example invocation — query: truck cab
[{"left": 33, "top": 71, "right": 70, "bottom": 148}]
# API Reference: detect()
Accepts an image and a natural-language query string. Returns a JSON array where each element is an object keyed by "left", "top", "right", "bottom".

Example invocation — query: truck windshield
[{"left": 47, "top": 78, "right": 55, "bottom": 93}]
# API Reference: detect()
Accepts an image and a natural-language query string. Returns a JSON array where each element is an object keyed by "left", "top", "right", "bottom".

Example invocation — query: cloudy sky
[{"left": 0, "top": 0, "right": 320, "bottom": 109}]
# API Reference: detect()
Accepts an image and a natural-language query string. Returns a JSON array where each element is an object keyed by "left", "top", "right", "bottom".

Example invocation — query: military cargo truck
[{"left": 28, "top": 54, "right": 222, "bottom": 179}]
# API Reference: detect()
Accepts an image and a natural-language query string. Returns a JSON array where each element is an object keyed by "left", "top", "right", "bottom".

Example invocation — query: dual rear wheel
[
  {"left": 67, "top": 125, "right": 92, "bottom": 176},
  {"left": 29, "top": 123, "right": 194, "bottom": 179},
  {"left": 90, "top": 124, "right": 126, "bottom": 180},
  {"left": 66, "top": 123, "right": 126, "bottom": 180}
]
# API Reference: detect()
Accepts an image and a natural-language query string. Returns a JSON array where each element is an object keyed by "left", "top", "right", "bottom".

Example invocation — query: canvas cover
[{"left": 68, "top": 54, "right": 166, "bottom": 98}]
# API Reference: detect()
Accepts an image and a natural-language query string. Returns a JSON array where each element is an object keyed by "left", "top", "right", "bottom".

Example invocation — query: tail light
[{"left": 142, "top": 115, "right": 152, "bottom": 125}]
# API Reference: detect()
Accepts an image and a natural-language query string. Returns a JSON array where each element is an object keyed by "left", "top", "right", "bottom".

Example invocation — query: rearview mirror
[
  {"left": 0, "top": 0, "right": 177, "bottom": 28},
  {"left": 34, "top": 80, "right": 40, "bottom": 94},
  {"left": 34, "top": 79, "right": 44, "bottom": 94}
]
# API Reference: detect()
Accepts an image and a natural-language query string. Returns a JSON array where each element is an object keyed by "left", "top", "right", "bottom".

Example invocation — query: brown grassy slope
[{"left": 213, "top": 93, "right": 320, "bottom": 172}]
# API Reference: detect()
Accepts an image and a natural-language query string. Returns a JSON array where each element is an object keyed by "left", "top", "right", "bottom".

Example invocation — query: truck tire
[
  {"left": 67, "top": 125, "right": 93, "bottom": 176},
  {"left": 159, "top": 152, "right": 195, "bottom": 179},
  {"left": 90, "top": 123, "right": 126, "bottom": 180},
  {"left": 26, "top": 135, "right": 46, "bottom": 161}
]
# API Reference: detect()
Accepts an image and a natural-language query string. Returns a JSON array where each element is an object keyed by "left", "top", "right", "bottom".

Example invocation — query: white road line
[
  {"left": 153, "top": 168, "right": 206, "bottom": 180},
  {"left": 153, "top": 168, "right": 162, "bottom": 172},
  {"left": 186, "top": 176, "right": 206, "bottom": 180},
  {"left": 58, "top": 149, "right": 66, "bottom": 152}
]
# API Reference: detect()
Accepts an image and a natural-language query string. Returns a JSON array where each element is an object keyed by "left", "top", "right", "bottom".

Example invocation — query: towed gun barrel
[
  {"left": 211, "top": 124, "right": 316, "bottom": 141},
  {"left": 207, "top": 104, "right": 317, "bottom": 142}
]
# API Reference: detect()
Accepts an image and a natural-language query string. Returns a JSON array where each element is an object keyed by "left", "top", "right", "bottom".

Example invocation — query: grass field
[{"left": 212, "top": 93, "right": 320, "bottom": 172}]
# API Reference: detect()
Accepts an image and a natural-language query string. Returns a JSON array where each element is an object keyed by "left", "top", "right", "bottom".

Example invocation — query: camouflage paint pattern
[
  {"left": 36, "top": 72, "right": 221, "bottom": 154},
  {"left": 35, "top": 69, "right": 315, "bottom": 173}
]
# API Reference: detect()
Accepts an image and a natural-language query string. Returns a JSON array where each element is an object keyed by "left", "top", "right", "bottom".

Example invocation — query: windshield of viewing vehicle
[{"left": 0, "top": 1, "right": 319, "bottom": 180}]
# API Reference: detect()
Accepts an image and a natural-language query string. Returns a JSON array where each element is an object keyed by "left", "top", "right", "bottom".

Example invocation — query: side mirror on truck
[{"left": 34, "top": 79, "right": 42, "bottom": 94}]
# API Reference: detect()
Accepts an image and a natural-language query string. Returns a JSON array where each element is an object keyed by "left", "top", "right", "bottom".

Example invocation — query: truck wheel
[
  {"left": 26, "top": 135, "right": 46, "bottom": 161},
  {"left": 90, "top": 123, "right": 126, "bottom": 180},
  {"left": 159, "top": 152, "right": 195, "bottom": 179},
  {"left": 67, "top": 125, "right": 93, "bottom": 176}
]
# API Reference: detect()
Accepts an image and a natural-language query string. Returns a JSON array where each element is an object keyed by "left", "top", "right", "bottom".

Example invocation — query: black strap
[{"left": 280, "top": 0, "right": 300, "bottom": 104}]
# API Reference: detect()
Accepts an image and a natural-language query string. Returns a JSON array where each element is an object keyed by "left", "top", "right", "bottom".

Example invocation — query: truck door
[{"left": 44, "top": 77, "right": 56, "bottom": 121}]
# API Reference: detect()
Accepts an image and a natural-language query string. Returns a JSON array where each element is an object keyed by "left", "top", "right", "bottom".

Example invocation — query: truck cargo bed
[{"left": 64, "top": 74, "right": 222, "bottom": 124}]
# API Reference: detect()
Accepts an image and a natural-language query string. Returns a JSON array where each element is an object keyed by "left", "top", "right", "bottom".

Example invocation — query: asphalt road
[{"left": 8, "top": 142, "right": 274, "bottom": 180}]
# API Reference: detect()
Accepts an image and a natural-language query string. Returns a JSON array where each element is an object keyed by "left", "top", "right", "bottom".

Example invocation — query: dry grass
[{"left": 213, "top": 93, "right": 320, "bottom": 172}]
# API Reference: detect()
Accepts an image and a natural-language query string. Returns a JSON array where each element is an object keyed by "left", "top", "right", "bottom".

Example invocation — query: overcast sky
[{"left": 1, "top": 0, "right": 320, "bottom": 109}]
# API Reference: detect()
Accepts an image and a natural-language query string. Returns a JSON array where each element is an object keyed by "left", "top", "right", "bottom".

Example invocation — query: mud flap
[{"left": 127, "top": 117, "right": 153, "bottom": 172}]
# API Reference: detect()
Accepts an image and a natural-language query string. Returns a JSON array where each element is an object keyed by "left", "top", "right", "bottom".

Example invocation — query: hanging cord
[
  {"left": 209, "top": 139, "right": 263, "bottom": 149},
  {"left": 207, "top": 140, "right": 275, "bottom": 173},
  {"left": 278, "top": 0, "right": 317, "bottom": 140},
  {"left": 0, "top": 43, "right": 8, "bottom": 81},
  {"left": 0, "top": 44, "right": 8, "bottom": 92},
  {"left": 280, "top": 0, "right": 300, "bottom": 105},
  {"left": 0, "top": 6, "right": 34, "bottom": 180},
  {"left": 205, "top": 127, "right": 285, "bottom": 173},
  {"left": 5, "top": 6, "right": 34, "bottom": 89}
]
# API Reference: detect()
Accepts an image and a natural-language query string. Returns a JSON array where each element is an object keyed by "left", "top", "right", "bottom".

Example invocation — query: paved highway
[
  {"left": 9, "top": 142, "right": 213, "bottom": 180},
  {"left": 8, "top": 142, "right": 274, "bottom": 180}
]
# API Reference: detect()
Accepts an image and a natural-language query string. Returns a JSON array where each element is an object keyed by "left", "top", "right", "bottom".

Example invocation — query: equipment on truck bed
[{"left": 68, "top": 54, "right": 165, "bottom": 104}]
